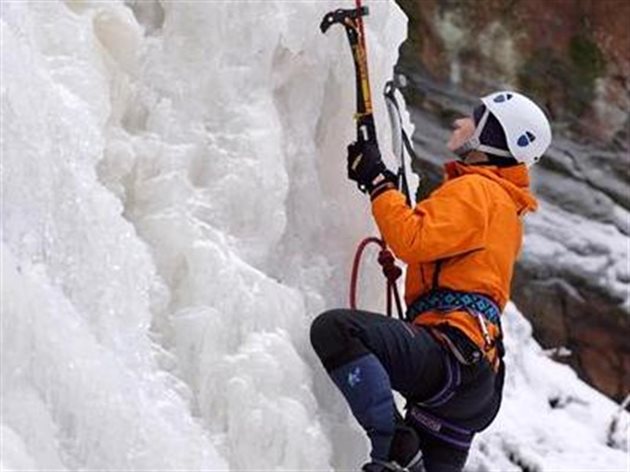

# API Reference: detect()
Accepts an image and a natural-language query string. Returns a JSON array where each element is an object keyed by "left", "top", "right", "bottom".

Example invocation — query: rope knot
[
  {"left": 350, "top": 236, "right": 404, "bottom": 318},
  {"left": 378, "top": 249, "right": 402, "bottom": 282}
]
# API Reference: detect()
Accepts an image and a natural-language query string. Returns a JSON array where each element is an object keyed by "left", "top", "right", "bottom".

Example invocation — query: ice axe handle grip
[{"left": 357, "top": 114, "right": 377, "bottom": 145}]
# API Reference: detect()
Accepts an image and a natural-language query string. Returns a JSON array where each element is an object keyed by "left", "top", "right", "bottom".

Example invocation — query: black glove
[{"left": 347, "top": 142, "right": 396, "bottom": 194}]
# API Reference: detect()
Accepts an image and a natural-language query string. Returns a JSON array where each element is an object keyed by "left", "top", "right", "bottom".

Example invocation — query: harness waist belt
[{"left": 406, "top": 289, "right": 501, "bottom": 325}]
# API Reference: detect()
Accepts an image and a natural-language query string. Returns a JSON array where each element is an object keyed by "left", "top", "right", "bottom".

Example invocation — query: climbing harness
[
  {"left": 415, "top": 349, "right": 462, "bottom": 408},
  {"left": 403, "top": 322, "right": 507, "bottom": 451},
  {"left": 405, "top": 405, "right": 474, "bottom": 450},
  {"left": 321, "top": 1, "right": 417, "bottom": 318},
  {"left": 402, "top": 307, "right": 505, "bottom": 452},
  {"left": 406, "top": 289, "right": 501, "bottom": 325},
  {"left": 407, "top": 288, "right": 505, "bottom": 365}
]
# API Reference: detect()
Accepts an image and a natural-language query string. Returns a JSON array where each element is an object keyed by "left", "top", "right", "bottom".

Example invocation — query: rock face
[
  {"left": 394, "top": 0, "right": 630, "bottom": 401},
  {"left": 396, "top": 0, "right": 630, "bottom": 144}
]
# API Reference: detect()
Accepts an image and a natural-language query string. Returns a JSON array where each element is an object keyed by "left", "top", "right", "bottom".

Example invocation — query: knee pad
[
  {"left": 309, "top": 310, "right": 339, "bottom": 357},
  {"left": 310, "top": 309, "right": 368, "bottom": 371}
]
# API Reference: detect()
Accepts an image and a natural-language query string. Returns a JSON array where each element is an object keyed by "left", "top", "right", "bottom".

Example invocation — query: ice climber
[{"left": 310, "top": 91, "right": 552, "bottom": 472}]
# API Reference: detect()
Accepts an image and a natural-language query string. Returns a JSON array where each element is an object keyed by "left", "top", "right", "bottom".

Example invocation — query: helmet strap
[
  {"left": 453, "top": 107, "right": 513, "bottom": 160},
  {"left": 477, "top": 144, "right": 513, "bottom": 158}
]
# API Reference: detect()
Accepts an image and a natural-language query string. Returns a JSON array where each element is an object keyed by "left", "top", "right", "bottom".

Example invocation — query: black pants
[{"left": 310, "top": 309, "right": 503, "bottom": 472}]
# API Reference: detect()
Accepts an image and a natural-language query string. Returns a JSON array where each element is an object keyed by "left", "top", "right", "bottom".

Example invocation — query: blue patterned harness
[{"left": 406, "top": 289, "right": 501, "bottom": 325}]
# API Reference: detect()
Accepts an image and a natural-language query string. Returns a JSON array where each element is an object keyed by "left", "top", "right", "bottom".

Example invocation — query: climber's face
[{"left": 447, "top": 117, "right": 475, "bottom": 152}]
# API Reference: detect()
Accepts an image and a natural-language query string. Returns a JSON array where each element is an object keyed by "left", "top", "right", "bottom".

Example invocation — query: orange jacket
[{"left": 371, "top": 161, "right": 537, "bottom": 351}]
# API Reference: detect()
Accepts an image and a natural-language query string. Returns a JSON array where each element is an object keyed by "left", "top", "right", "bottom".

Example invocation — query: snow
[
  {"left": 524, "top": 201, "right": 630, "bottom": 311},
  {"left": 1, "top": 1, "right": 627, "bottom": 472},
  {"left": 467, "top": 303, "right": 629, "bottom": 472}
]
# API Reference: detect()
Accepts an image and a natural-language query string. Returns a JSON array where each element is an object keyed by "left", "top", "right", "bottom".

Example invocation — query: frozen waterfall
[{"left": 1, "top": 1, "right": 627, "bottom": 471}]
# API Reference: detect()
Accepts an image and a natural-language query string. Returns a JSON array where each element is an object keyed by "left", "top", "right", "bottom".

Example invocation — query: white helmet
[{"left": 457, "top": 91, "right": 552, "bottom": 166}]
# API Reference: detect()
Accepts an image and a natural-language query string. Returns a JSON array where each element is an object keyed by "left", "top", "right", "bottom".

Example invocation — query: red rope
[
  {"left": 349, "top": 236, "right": 404, "bottom": 318},
  {"left": 355, "top": 0, "right": 367, "bottom": 53}
]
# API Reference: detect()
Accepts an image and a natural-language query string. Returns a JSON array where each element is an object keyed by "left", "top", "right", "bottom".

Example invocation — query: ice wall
[
  {"left": 2, "top": 1, "right": 627, "bottom": 471},
  {"left": 1, "top": 2, "right": 226, "bottom": 470},
  {"left": 2, "top": 1, "right": 407, "bottom": 469}
]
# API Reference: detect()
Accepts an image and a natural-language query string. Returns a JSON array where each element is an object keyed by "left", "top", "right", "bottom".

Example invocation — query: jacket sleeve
[{"left": 371, "top": 177, "right": 489, "bottom": 264}]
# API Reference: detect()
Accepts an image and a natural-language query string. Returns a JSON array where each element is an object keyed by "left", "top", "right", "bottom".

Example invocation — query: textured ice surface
[
  {"left": 1, "top": 1, "right": 627, "bottom": 471},
  {"left": 2, "top": 1, "right": 405, "bottom": 469}
]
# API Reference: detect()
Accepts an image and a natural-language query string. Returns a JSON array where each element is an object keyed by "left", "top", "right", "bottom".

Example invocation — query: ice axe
[{"left": 320, "top": 1, "right": 377, "bottom": 146}]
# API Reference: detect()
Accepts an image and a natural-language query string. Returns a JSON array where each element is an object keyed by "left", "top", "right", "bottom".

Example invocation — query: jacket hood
[{"left": 444, "top": 161, "right": 538, "bottom": 214}]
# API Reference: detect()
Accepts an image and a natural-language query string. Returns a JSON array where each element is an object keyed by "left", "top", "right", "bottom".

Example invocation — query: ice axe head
[{"left": 319, "top": 6, "right": 368, "bottom": 34}]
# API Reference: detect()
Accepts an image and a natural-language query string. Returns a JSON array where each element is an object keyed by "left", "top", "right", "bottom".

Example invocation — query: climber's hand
[{"left": 346, "top": 142, "right": 396, "bottom": 196}]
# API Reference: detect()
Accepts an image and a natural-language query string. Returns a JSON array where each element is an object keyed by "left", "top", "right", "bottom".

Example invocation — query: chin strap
[{"left": 453, "top": 107, "right": 513, "bottom": 159}]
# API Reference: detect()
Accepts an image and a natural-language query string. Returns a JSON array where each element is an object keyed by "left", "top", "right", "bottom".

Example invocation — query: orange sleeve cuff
[{"left": 371, "top": 188, "right": 408, "bottom": 222}]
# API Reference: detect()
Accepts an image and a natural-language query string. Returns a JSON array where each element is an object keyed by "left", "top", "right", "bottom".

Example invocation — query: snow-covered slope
[
  {"left": 469, "top": 303, "right": 628, "bottom": 472},
  {"left": 1, "top": 1, "right": 627, "bottom": 471}
]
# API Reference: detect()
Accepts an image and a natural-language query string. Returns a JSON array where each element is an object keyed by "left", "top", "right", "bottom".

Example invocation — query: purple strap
[
  {"left": 406, "top": 406, "right": 473, "bottom": 450},
  {"left": 417, "top": 353, "right": 461, "bottom": 408}
]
